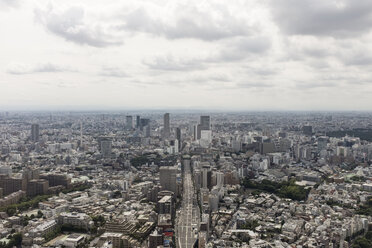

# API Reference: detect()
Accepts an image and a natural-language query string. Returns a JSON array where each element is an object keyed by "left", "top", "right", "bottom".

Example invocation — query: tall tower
[
  {"left": 176, "top": 127, "right": 181, "bottom": 150},
  {"left": 31, "top": 124, "right": 39, "bottom": 142},
  {"left": 136, "top": 115, "right": 141, "bottom": 128},
  {"left": 163, "top": 113, "right": 170, "bottom": 139},
  {"left": 197, "top": 116, "right": 211, "bottom": 140},
  {"left": 80, "top": 121, "right": 83, "bottom": 147},
  {"left": 125, "top": 115, "right": 133, "bottom": 130},
  {"left": 200, "top": 116, "right": 210, "bottom": 130}
]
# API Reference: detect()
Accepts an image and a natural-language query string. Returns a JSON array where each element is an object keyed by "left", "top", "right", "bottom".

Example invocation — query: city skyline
[{"left": 1, "top": 0, "right": 372, "bottom": 110}]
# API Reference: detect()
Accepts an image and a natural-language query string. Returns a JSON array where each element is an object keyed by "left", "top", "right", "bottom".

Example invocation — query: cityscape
[
  {"left": 0, "top": 111, "right": 371, "bottom": 247},
  {"left": 1, "top": 0, "right": 372, "bottom": 247}
]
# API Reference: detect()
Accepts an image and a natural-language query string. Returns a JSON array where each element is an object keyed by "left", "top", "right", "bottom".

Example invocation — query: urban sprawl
[{"left": 0, "top": 111, "right": 371, "bottom": 248}]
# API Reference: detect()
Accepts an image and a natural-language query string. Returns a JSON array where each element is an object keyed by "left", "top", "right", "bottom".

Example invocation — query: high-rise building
[
  {"left": 163, "top": 113, "right": 170, "bottom": 139},
  {"left": 31, "top": 124, "right": 39, "bottom": 142},
  {"left": 140, "top": 118, "right": 150, "bottom": 131},
  {"left": 136, "top": 115, "right": 141, "bottom": 128},
  {"left": 201, "top": 165, "right": 212, "bottom": 190},
  {"left": 176, "top": 127, "right": 181, "bottom": 150},
  {"left": 200, "top": 130, "right": 212, "bottom": 148},
  {"left": 99, "top": 137, "right": 112, "bottom": 158},
  {"left": 216, "top": 172, "right": 224, "bottom": 188},
  {"left": 145, "top": 124, "right": 151, "bottom": 137},
  {"left": 197, "top": 116, "right": 211, "bottom": 139},
  {"left": 317, "top": 136, "right": 328, "bottom": 152},
  {"left": 125, "top": 115, "right": 133, "bottom": 130},
  {"left": 303, "top": 125, "right": 313, "bottom": 136},
  {"left": 159, "top": 166, "right": 177, "bottom": 196},
  {"left": 200, "top": 116, "right": 210, "bottom": 130}
]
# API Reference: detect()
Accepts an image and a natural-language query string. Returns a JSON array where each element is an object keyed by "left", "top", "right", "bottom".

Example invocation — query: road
[{"left": 176, "top": 160, "right": 199, "bottom": 248}]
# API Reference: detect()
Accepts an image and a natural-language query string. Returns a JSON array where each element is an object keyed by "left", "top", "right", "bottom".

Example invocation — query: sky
[{"left": 1, "top": 0, "right": 372, "bottom": 111}]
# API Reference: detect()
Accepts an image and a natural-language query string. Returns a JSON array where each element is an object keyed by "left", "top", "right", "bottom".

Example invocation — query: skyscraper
[
  {"left": 145, "top": 124, "right": 151, "bottom": 137},
  {"left": 163, "top": 113, "right": 170, "bottom": 139},
  {"left": 200, "top": 116, "right": 210, "bottom": 130},
  {"left": 159, "top": 166, "right": 177, "bottom": 196},
  {"left": 125, "top": 115, "right": 133, "bottom": 130},
  {"left": 176, "top": 127, "right": 181, "bottom": 150},
  {"left": 136, "top": 115, "right": 141, "bottom": 128},
  {"left": 197, "top": 116, "right": 211, "bottom": 140},
  {"left": 140, "top": 118, "right": 150, "bottom": 131},
  {"left": 31, "top": 124, "right": 39, "bottom": 142},
  {"left": 303, "top": 125, "right": 313, "bottom": 136},
  {"left": 99, "top": 137, "right": 112, "bottom": 158}
]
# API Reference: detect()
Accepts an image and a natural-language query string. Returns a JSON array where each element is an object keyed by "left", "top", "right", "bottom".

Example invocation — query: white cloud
[
  {"left": 0, "top": 0, "right": 372, "bottom": 110},
  {"left": 6, "top": 62, "right": 75, "bottom": 75},
  {"left": 35, "top": 4, "right": 124, "bottom": 47}
]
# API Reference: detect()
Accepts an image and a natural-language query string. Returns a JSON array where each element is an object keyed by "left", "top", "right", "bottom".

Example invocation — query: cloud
[
  {"left": 143, "top": 36, "right": 271, "bottom": 71},
  {"left": 99, "top": 66, "right": 129, "bottom": 77},
  {"left": 237, "top": 82, "right": 273, "bottom": 88},
  {"left": 6, "top": 62, "right": 75, "bottom": 75},
  {"left": 211, "top": 36, "right": 271, "bottom": 62},
  {"left": 119, "top": 3, "right": 255, "bottom": 41},
  {"left": 143, "top": 54, "right": 205, "bottom": 71},
  {"left": 0, "top": 0, "right": 20, "bottom": 9},
  {"left": 269, "top": 0, "right": 372, "bottom": 37},
  {"left": 343, "top": 53, "right": 372, "bottom": 66},
  {"left": 35, "top": 4, "right": 123, "bottom": 47},
  {"left": 295, "top": 81, "right": 337, "bottom": 89}
]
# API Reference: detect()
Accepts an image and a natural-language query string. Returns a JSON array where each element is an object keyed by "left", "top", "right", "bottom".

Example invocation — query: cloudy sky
[{"left": 1, "top": 0, "right": 372, "bottom": 111}]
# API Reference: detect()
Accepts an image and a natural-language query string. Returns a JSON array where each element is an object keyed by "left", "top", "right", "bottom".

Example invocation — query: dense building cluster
[{"left": 0, "top": 111, "right": 371, "bottom": 247}]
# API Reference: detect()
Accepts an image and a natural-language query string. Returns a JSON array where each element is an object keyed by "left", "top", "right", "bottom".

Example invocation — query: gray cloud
[
  {"left": 295, "top": 81, "right": 337, "bottom": 89},
  {"left": 344, "top": 53, "right": 372, "bottom": 66},
  {"left": 6, "top": 62, "right": 75, "bottom": 75},
  {"left": 237, "top": 82, "right": 273, "bottom": 88},
  {"left": 119, "top": 5, "right": 254, "bottom": 41},
  {"left": 143, "top": 55, "right": 205, "bottom": 71},
  {"left": 212, "top": 37, "right": 271, "bottom": 62},
  {"left": 35, "top": 5, "right": 123, "bottom": 47},
  {"left": 143, "top": 36, "right": 271, "bottom": 72},
  {"left": 270, "top": 0, "right": 372, "bottom": 37},
  {"left": 100, "top": 67, "right": 129, "bottom": 77}
]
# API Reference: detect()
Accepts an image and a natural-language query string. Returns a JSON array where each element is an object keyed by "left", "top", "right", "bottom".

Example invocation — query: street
[{"left": 176, "top": 160, "right": 200, "bottom": 248}]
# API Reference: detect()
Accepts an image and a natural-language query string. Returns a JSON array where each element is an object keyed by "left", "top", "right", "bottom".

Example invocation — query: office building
[
  {"left": 99, "top": 137, "right": 112, "bottom": 158},
  {"left": 159, "top": 166, "right": 177, "bottom": 196},
  {"left": 176, "top": 127, "right": 181, "bottom": 150},
  {"left": 197, "top": 116, "right": 211, "bottom": 139},
  {"left": 158, "top": 195, "right": 174, "bottom": 215},
  {"left": 149, "top": 230, "right": 164, "bottom": 248},
  {"left": 201, "top": 165, "right": 212, "bottom": 190},
  {"left": 163, "top": 113, "right": 170, "bottom": 139},
  {"left": 318, "top": 136, "right": 328, "bottom": 152},
  {"left": 200, "top": 130, "right": 212, "bottom": 148},
  {"left": 200, "top": 116, "right": 210, "bottom": 130},
  {"left": 140, "top": 118, "right": 150, "bottom": 131},
  {"left": 136, "top": 115, "right": 141, "bottom": 128},
  {"left": 303, "top": 125, "right": 313, "bottom": 136},
  {"left": 31, "top": 124, "right": 39, "bottom": 142},
  {"left": 145, "top": 124, "right": 151, "bottom": 138},
  {"left": 125, "top": 116, "right": 133, "bottom": 130}
]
